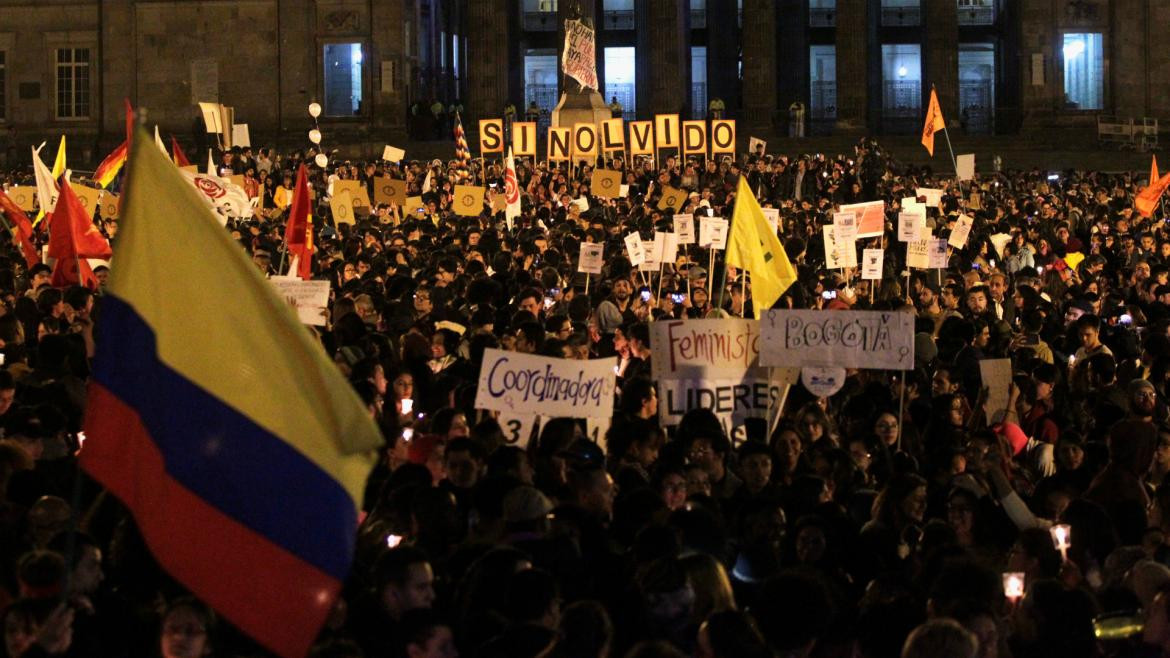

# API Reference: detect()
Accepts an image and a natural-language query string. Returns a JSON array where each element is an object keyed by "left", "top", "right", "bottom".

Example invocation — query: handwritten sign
[
  {"left": 270, "top": 277, "right": 331, "bottom": 326},
  {"left": 625, "top": 232, "right": 645, "bottom": 266},
  {"left": 956, "top": 154, "right": 975, "bottom": 181},
  {"left": 578, "top": 242, "right": 604, "bottom": 274},
  {"left": 562, "top": 19, "right": 599, "bottom": 90},
  {"left": 762, "top": 207, "right": 780, "bottom": 235},
  {"left": 699, "top": 216, "right": 728, "bottom": 249},
  {"left": 651, "top": 319, "right": 789, "bottom": 444},
  {"left": 759, "top": 310, "right": 916, "bottom": 370},
  {"left": 475, "top": 348, "right": 615, "bottom": 418},
  {"left": 862, "top": 249, "right": 884, "bottom": 280},
  {"left": 948, "top": 214, "right": 974, "bottom": 248},
  {"left": 497, "top": 411, "right": 538, "bottom": 448},
  {"left": 823, "top": 225, "right": 856, "bottom": 269},
  {"left": 906, "top": 239, "right": 930, "bottom": 269},
  {"left": 674, "top": 214, "right": 695, "bottom": 245},
  {"left": 928, "top": 237, "right": 949, "bottom": 269},
  {"left": 917, "top": 187, "right": 944, "bottom": 207},
  {"left": 382, "top": 145, "right": 405, "bottom": 162}
]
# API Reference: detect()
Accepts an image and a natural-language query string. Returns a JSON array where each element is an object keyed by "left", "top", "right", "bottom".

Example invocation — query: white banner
[
  {"left": 269, "top": 278, "right": 330, "bottom": 326},
  {"left": 650, "top": 319, "right": 790, "bottom": 443},
  {"left": 759, "top": 310, "right": 916, "bottom": 370},
  {"left": 562, "top": 20, "right": 599, "bottom": 91},
  {"left": 475, "top": 349, "right": 616, "bottom": 418}
]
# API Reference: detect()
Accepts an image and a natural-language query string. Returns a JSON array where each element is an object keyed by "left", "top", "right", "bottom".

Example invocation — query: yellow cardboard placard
[
  {"left": 100, "top": 192, "right": 120, "bottom": 219},
  {"left": 657, "top": 185, "right": 685, "bottom": 212},
  {"left": 682, "top": 120, "right": 708, "bottom": 156},
  {"left": 600, "top": 118, "right": 625, "bottom": 151},
  {"left": 330, "top": 189, "right": 356, "bottom": 224},
  {"left": 654, "top": 114, "right": 680, "bottom": 149},
  {"left": 710, "top": 120, "right": 736, "bottom": 154},
  {"left": 333, "top": 180, "right": 371, "bottom": 207},
  {"left": 69, "top": 183, "right": 102, "bottom": 216},
  {"left": 591, "top": 169, "right": 623, "bottom": 199},
  {"left": 512, "top": 122, "right": 537, "bottom": 157},
  {"left": 6, "top": 186, "right": 36, "bottom": 212},
  {"left": 453, "top": 185, "right": 485, "bottom": 217},
  {"left": 479, "top": 118, "right": 505, "bottom": 154},
  {"left": 573, "top": 123, "right": 598, "bottom": 158},
  {"left": 374, "top": 177, "right": 407, "bottom": 206},
  {"left": 629, "top": 121, "right": 654, "bottom": 155},
  {"left": 547, "top": 127, "right": 571, "bottom": 162}
]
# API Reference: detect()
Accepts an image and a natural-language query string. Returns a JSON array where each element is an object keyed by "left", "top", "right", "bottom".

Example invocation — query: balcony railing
[
  {"left": 603, "top": 9, "right": 634, "bottom": 30},
  {"left": 522, "top": 11, "right": 557, "bottom": 31},
  {"left": 811, "top": 81, "right": 837, "bottom": 119},
  {"left": 958, "top": 4, "right": 995, "bottom": 25},
  {"left": 810, "top": 7, "right": 835, "bottom": 26},
  {"left": 883, "top": 80, "right": 922, "bottom": 118},
  {"left": 880, "top": 6, "right": 921, "bottom": 26}
]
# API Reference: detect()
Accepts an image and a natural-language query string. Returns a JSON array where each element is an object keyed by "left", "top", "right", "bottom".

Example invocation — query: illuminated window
[
  {"left": 323, "top": 43, "right": 364, "bottom": 116},
  {"left": 1062, "top": 33, "right": 1103, "bottom": 111}
]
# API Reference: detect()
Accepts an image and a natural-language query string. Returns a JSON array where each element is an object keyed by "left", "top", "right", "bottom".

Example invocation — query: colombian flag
[{"left": 81, "top": 129, "right": 380, "bottom": 657}]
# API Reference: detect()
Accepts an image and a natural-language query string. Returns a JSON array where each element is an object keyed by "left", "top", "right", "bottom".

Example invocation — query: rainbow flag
[
  {"left": 454, "top": 111, "right": 471, "bottom": 181},
  {"left": 81, "top": 128, "right": 380, "bottom": 658},
  {"left": 93, "top": 140, "right": 128, "bottom": 188}
]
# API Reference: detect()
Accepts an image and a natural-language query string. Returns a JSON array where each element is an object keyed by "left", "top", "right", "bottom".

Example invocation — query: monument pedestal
[{"left": 552, "top": 89, "right": 610, "bottom": 129}]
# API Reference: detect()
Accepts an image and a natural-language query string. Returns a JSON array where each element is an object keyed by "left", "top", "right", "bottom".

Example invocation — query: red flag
[
  {"left": 49, "top": 180, "right": 112, "bottom": 260},
  {"left": 125, "top": 98, "right": 134, "bottom": 144},
  {"left": 282, "top": 164, "right": 313, "bottom": 280},
  {"left": 1137, "top": 172, "right": 1170, "bottom": 218},
  {"left": 171, "top": 136, "right": 191, "bottom": 167},
  {"left": 0, "top": 188, "right": 40, "bottom": 269}
]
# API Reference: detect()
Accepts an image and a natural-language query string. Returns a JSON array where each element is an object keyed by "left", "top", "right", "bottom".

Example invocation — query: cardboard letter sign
[{"left": 453, "top": 185, "right": 485, "bottom": 217}]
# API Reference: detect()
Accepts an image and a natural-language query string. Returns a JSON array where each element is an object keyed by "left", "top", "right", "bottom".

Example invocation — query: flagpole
[{"left": 933, "top": 85, "right": 960, "bottom": 176}]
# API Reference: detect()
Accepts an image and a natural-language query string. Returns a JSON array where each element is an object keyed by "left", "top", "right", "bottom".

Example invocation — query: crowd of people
[{"left": 0, "top": 133, "right": 1169, "bottom": 658}]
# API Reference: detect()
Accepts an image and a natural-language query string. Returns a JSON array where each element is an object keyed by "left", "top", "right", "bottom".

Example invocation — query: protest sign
[
  {"left": 100, "top": 193, "right": 120, "bottom": 219},
  {"left": 452, "top": 185, "right": 485, "bottom": 217},
  {"left": 270, "top": 277, "right": 330, "bottom": 326},
  {"left": 657, "top": 186, "right": 685, "bottom": 212},
  {"left": 600, "top": 119, "right": 625, "bottom": 151},
  {"left": 562, "top": 19, "right": 599, "bottom": 90},
  {"left": 956, "top": 154, "right": 975, "bottom": 181},
  {"left": 619, "top": 184, "right": 630, "bottom": 198},
  {"left": 573, "top": 123, "right": 598, "bottom": 157},
  {"left": 405, "top": 196, "right": 425, "bottom": 214},
  {"left": 6, "top": 186, "right": 35, "bottom": 212},
  {"left": 548, "top": 127, "right": 571, "bottom": 161},
  {"left": 840, "top": 200, "right": 885, "bottom": 238},
  {"left": 980, "top": 358, "right": 1013, "bottom": 422},
  {"left": 759, "top": 310, "right": 916, "bottom": 370},
  {"left": 906, "top": 239, "right": 930, "bottom": 268},
  {"left": 591, "top": 169, "right": 622, "bottom": 198},
  {"left": 833, "top": 211, "right": 858, "bottom": 246},
  {"left": 651, "top": 319, "right": 788, "bottom": 444},
  {"left": 928, "top": 237, "right": 949, "bottom": 269},
  {"left": 682, "top": 120, "right": 707, "bottom": 156},
  {"left": 374, "top": 177, "right": 407, "bottom": 206},
  {"left": 625, "top": 232, "right": 645, "bottom": 266},
  {"left": 330, "top": 189, "right": 356, "bottom": 224},
  {"left": 761, "top": 207, "right": 780, "bottom": 235},
  {"left": 700, "top": 217, "right": 729, "bottom": 249},
  {"left": 231, "top": 124, "right": 251, "bottom": 148},
  {"left": 382, "top": 145, "right": 405, "bottom": 162},
  {"left": 801, "top": 367, "right": 847, "bottom": 398},
  {"left": 990, "top": 233, "right": 1012, "bottom": 259},
  {"left": 823, "top": 224, "right": 856, "bottom": 269},
  {"left": 512, "top": 122, "right": 537, "bottom": 156},
  {"left": 629, "top": 122, "right": 654, "bottom": 155},
  {"left": 711, "top": 120, "right": 736, "bottom": 154},
  {"left": 497, "top": 411, "right": 539, "bottom": 448},
  {"left": 748, "top": 137, "right": 766, "bottom": 155},
  {"left": 654, "top": 114, "right": 680, "bottom": 149},
  {"left": 333, "top": 180, "right": 371, "bottom": 207},
  {"left": 475, "top": 348, "right": 615, "bottom": 418},
  {"left": 917, "top": 188, "right": 944, "bottom": 207},
  {"left": 479, "top": 119, "right": 504, "bottom": 153},
  {"left": 862, "top": 249, "right": 884, "bottom": 280},
  {"left": 578, "top": 242, "right": 604, "bottom": 274},
  {"left": 948, "top": 214, "right": 974, "bottom": 249},
  {"left": 659, "top": 231, "right": 679, "bottom": 263},
  {"left": 898, "top": 212, "right": 925, "bottom": 242},
  {"left": 673, "top": 214, "right": 695, "bottom": 244}
]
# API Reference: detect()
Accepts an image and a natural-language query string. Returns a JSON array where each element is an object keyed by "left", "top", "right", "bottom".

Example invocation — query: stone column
[
  {"left": 834, "top": 0, "right": 866, "bottom": 133},
  {"left": 924, "top": 0, "right": 958, "bottom": 124},
  {"left": 706, "top": 0, "right": 739, "bottom": 118},
  {"left": 639, "top": 0, "right": 688, "bottom": 118},
  {"left": 776, "top": 0, "right": 808, "bottom": 121},
  {"left": 740, "top": 0, "right": 777, "bottom": 136},
  {"left": 465, "top": 0, "right": 510, "bottom": 124},
  {"left": 370, "top": 0, "right": 408, "bottom": 140},
  {"left": 278, "top": 0, "right": 316, "bottom": 136}
]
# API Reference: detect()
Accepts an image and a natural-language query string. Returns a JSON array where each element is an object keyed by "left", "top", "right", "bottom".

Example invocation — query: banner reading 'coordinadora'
[
  {"left": 475, "top": 348, "right": 616, "bottom": 419},
  {"left": 759, "top": 310, "right": 916, "bottom": 371}
]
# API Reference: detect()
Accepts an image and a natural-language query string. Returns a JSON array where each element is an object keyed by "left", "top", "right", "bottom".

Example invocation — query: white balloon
[
  {"left": 308, "top": 102, "right": 322, "bottom": 118},
  {"left": 309, "top": 129, "right": 322, "bottom": 144},
  {"left": 315, "top": 153, "right": 329, "bottom": 168}
]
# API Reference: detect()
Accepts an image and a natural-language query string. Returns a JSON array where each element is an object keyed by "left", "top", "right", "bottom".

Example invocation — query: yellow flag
[
  {"left": 726, "top": 176, "right": 797, "bottom": 319},
  {"left": 51, "top": 135, "right": 67, "bottom": 178},
  {"left": 921, "top": 89, "right": 946, "bottom": 156}
]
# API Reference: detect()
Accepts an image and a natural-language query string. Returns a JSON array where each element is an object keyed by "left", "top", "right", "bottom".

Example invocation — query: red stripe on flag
[{"left": 82, "top": 383, "right": 341, "bottom": 658}]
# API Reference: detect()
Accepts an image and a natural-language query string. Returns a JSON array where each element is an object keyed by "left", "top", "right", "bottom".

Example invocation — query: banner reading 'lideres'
[
  {"left": 651, "top": 319, "right": 789, "bottom": 443},
  {"left": 759, "top": 310, "right": 915, "bottom": 370},
  {"left": 475, "top": 348, "right": 616, "bottom": 419}
]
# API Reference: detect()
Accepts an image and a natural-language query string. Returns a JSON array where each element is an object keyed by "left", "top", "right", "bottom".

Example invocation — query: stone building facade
[{"left": 0, "top": 0, "right": 1167, "bottom": 165}]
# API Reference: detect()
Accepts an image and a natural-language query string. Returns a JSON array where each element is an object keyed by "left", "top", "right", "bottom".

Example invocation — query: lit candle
[
  {"left": 1050, "top": 524, "right": 1071, "bottom": 561},
  {"left": 1003, "top": 572, "right": 1025, "bottom": 601}
]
